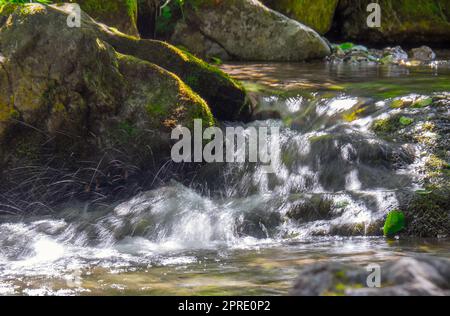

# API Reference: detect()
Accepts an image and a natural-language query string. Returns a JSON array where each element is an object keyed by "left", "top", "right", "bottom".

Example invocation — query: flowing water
[{"left": 0, "top": 58, "right": 449, "bottom": 295}]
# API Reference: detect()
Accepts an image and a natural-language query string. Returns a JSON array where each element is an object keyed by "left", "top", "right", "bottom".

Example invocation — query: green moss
[
  {"left": 342, "top": 107, "right": 366, "bottom": 122},
  {"left": 0, "top": 3, "right": 19, "bottom": 16},
  {"left": 145, "top": 102, "right": 166, "bottom": 117},
  {"left": 177, "top": 46, "right": 242, "bottom": 90},
  {"left": 399, "top": 116, "right": 414, "bottom": 126},
  {"left": 73, "top": 0, "right": 137, "bottom": 23},
  {"left": 372, "top": 116, "right": 402, "bottom": 134},
  {"left": 322, "top": 269, "right": 365, "bottom": 296},
  {"left": 116, "top": 52, "right": 215, "bottom": 129},
  {"left": 339, "top": 0, "right": 450, "bottom": 45},
  {"left": 109, "top": 38, "right": 249, "bottom": 121},
  {"left": 52, "top": 0, "right": 139, "bottom": 35},
  {"left": 425, "top": 154, "right": 450, "bottom": 179},
  {"left": 406, "top": 189, "right": 450, "bottom": 237},
  {"left": 0, "top": 102, "right": 19, "bottom": 122},
  {"left": 262, "top": 0, "right": 339, "bottom": 34},
  {"left": 118, "top": 121, "right": 138, "bottom": 137}
]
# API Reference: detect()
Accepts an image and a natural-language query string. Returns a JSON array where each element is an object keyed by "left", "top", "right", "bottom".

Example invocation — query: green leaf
[
  {"left": 339, "top": 42, "right": 354, "bottom": 51},
  {"left": 161, "top": 6, "right": 172, "bottom": 19},
  {"left": 383, "top": 210, "right": 405, "bottom": 236},
  {"left": 399, "top": 116, "right": 414, "bottom": 126}
]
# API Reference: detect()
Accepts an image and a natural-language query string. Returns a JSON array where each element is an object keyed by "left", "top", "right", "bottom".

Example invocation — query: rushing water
[{"left": 1, "top": 59, "right": 449, "bottom": 295}]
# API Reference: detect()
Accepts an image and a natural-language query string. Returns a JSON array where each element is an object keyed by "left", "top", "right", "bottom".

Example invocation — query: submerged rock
[
  {"left": 291, "top": 256, "right": 450, "bottom": 296},
  {"left": 171, "top": 0, "right": 331, "bottom": 61}
]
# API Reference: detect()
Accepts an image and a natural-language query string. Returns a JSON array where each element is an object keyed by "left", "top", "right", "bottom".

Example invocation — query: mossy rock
[
  {"left": 262, "top": 0, "right": 339, "bottom": 34},
  {"left": 372, "top": 115, "right": 403, "bottom": 135},
  {"left": 405, "top": 189, "right": 450, "bottom": 237},
  {"left": 54, "top": 0, "right": 139, "bottom": 37},
  {"left": 0, "top": 3, "right": 216, "bottom": 205},
  {"left": 101, "top": 31, "right": 251, "bottom": 121},
  {"left": 286, "top": 194, "right": 334, "bottom": 222},
  {"left": 335, "top": 0, "right": 450, "bottom": 45}
]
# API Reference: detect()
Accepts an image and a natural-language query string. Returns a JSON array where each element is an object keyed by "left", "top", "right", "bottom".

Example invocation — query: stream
[{"left": 0, "top": 58, "right": 449, "bottom": 295}]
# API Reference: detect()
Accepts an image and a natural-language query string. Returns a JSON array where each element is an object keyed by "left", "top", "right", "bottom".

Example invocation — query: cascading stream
[{"left": 0, "top": 61, "right": 449, "bottom": 295}]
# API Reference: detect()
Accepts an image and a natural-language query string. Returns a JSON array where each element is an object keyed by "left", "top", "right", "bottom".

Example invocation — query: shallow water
[{"left": 0, "top": 59, "right": 449, "bottom": 295}]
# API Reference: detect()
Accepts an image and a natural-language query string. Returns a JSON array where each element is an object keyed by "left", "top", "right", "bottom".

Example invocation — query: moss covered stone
[
  {"left": 405, "top": 189, "right": 450, "bottom": 237},
  {"left": 0, "top": 3, "right": 217, "bottom": 195},
  {"left": 101, "top": 32, "right": 251, "bottom": 121},
  {"left": 55, "top": 0, "right": 139, "bottom": 36},
  {"left": 335, "top": 0, "right": 450, "bottom": 45},
  {"left": 262, "top": 0, "right": 339, "bottom": 35}
]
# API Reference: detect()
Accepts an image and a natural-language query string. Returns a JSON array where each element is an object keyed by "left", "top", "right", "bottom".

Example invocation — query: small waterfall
[{"left": 0, "top": 61, "right": 448, "bottom": 294}]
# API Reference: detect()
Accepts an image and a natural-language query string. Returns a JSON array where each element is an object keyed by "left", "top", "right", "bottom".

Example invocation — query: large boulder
[
  {"left": 171, "top": 19, "right": 231, "bottom": 61},
  {"left": 171, "top": 0, "right": 331, "bottom": 62},
  {"left": 11, "top": 3, "right": 250, "bottom": 123},
  {"left": 100, "top": 33, "right": 251, "bottom": 121},
  {"left": 0, "top": 3, "right": 232, "bottom": 207},
  {"left": 334, "top": 0, "right": 450, "bottom": 46},
  {"left": 261, "top": 0, "right": 339, "bottom": 35}
]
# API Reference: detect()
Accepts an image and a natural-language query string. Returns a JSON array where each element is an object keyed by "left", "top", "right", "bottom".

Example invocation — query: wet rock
[
  {"left": 236, "top": 208, "right": 282, "bottom": 239},
  {"left": 327, "top": 43, "right": 440, "bottom": 67},
  {"left": 291, "top": 256, "right": 450, "bottom": 296},
  {"left": 382, "top": 46, "right": 409, "bottom": 63},
  {"left": 173, "top": 0, "right": 331, "bottom": 61},
  {"left": 327, "top": 44, "right": 409, "bottom": 65},
  {"left": 409, "top": 46, "right": 437, "bottom": 62},
  {"left": 371, "top": 95, "right": 450, "bottom": 237},
  {"left": 286, "top": 194, "right": 334, "bottom": 222}
]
